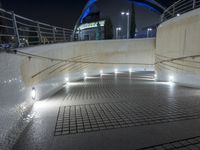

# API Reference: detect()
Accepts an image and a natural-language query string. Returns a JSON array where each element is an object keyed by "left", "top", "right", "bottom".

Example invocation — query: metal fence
[
  {"left": 161, "top": 0, "right": 200, "bottom": 22},
  {"left": 0, "top": 8, "right": 73, "bottom": 49}
]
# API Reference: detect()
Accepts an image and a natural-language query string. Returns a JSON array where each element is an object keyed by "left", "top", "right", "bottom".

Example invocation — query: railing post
[
  {"left": 63, "top": 29, "right": 66, "bottom": 41},
  {"left": 52, "top": 26, "right": 56, "bottom": 43},
  {"left": 37, "top": 22, "right": 42, "bottom": 44},
  {"left": 173, "top": 4, "right": 175, "bottom": 17},
  {"left": 11, "top": 11, "right": 20, "bottom": 47},
  {"left": 161, "top": 14, "right": 164, "bottom": 22},
  {"left": 193, "top": 0, "right": 196, "bottom": 9}
]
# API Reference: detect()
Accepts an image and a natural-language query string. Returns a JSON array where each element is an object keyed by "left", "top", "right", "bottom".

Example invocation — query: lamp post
[
  {"left": 116, "top": 27, "right": 121, "bottom": 39},
  {"left": 147, "top": 28, "right": 152, "bottom": 38},
  {"left": 121, "top": 11, "right": 130, "bottom": 39}
]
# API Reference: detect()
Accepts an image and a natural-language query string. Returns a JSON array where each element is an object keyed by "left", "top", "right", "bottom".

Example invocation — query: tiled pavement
[
  {"left": 54, "top": 101, "right": 200, "bottom": 136},
  {"left": 13, "top": 72, "right": 200, "bottom": 150}
]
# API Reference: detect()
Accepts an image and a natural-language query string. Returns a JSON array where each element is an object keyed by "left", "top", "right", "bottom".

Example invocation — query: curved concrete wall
[
  {"left": 0, "top": 38, "right": 155, "bottom": 149},
  {"left": 21, "top": 39, "right": 155, "bottom": 88},
  {"left": 156, "top": 8, "right": 200, "bottom": 87}
]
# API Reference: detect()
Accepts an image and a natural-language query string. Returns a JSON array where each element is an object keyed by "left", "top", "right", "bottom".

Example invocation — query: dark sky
[
  {"left": 1, "top": 0, "right": 88, "bottom": 29},
  {"left": 1, "top": 0, "right": 161, "bottom": 33}
]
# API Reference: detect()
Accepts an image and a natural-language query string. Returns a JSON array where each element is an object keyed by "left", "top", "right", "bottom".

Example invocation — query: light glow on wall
[{"left": 31, "top": 87, "right": 36, "bottom": 100}]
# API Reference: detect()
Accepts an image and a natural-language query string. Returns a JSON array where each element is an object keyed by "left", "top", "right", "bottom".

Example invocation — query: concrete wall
[
  {"left": 0, "top": 38, "right": 155, "bottom": 150},
  {"left": 156, "top": 8, "right": 200, "bottom": 87}
]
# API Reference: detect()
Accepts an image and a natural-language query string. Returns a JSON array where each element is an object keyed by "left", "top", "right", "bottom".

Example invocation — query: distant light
[
  {"left": 129, "top": 68, "right": 132, "bottom": 73},
  {"left": 148, "top": 28, "right": 152, "bottom": 31},
  {"left": 116, "top": 27, "right": 122, "bottom": 31},
  {"left": 31, "top": 87, "right": 36, "bottom": 100},
  {"left": 121, "top": 12, "right": 125, "bottom": 15},
  {"left": 126, "top": 12, "right": 130, "bottom": 16},
  {"left": 65, "top": 77, "right": 69, "bottom": 83},
  {"left": 169, "top": 75, "right": 174, "bottom": 82},
  {"left": 177, "top": 13, "right": 180, "bottom": 16}
]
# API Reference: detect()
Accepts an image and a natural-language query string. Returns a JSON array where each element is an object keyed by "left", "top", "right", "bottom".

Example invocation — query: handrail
[
  {"left": 161, "top": 0, "right": 200, "bottom": 22},
  {"left": 14, "top": 49, "right": 154, "bottom": 66},
  {"left": 155, "top": 54, "right": 200, "bottom": 64},
  {"left": 0, "top": 7, "right": 73, "bottom": 49},
  {"left": 9, "top": 49, "right": 200, "bottom": 67},
  {"left": 5, "top": 49, "right": 200, "bottom": 78}
]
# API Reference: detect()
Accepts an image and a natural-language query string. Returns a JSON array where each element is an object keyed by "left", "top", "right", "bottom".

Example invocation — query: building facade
[{"left": 77, "top": 20, "right": 105, "bottom": 41}]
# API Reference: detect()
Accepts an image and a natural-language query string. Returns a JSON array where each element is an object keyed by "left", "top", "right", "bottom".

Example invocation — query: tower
[{"left": 130, "top": 2, "right": 136, "bottom": 38}]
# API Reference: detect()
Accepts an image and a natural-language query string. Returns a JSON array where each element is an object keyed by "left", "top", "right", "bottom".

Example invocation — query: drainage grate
[
  {"left": 54, "top": 101, "right": 200, "bottom": 136},
  {"left": 137, "top": 136, "right": 200, "bottom": 150}
]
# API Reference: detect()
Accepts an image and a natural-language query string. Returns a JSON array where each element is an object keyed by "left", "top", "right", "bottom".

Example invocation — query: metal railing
[
  {"left": 0, "top": 8, "right": 73, "bottom": 49},
  {"left": 161, "top": 0, "right": 200, "bottom": 22}
]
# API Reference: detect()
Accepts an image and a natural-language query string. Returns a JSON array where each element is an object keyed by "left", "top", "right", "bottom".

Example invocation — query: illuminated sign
[{"left": 77, "top": 20, "right": 105, "bottom": 31}]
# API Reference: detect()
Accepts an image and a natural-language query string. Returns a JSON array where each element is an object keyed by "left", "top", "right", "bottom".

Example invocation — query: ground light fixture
[
  {"left": 31, "top": 87, "right": 36, "bottom": 100},
  {"left": 169, "top": 75, "right": 174, "bottom": 82},
  {"left": 129, "top": 68, "right": 132, "bottom": 73},
  {"left": 83, "top": 72, "right": 87, "bottom": 79},
  {"left": 154, "top": 74, "right": 157, "bottom": 79},
  {"left": 100, "top": 70, "right": 103, "bottom": 75},
  {"left": 65, "top": 77, "right": 69, "bottom": 83},
  {"left": 114, "top": 69, "right": 118, "bottom": 74},
  {"left": 177, "top": 13, "right": 180, "bottom": 16}
]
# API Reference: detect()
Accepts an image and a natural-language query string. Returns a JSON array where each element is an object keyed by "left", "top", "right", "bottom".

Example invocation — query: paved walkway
[{"left": 13, "top": 72, "right": 200, "bottom": 150}]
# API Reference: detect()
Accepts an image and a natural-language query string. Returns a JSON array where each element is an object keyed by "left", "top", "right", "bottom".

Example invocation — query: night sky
[
  {"left": 1, "top": 0, "right": 161, "bottom": 34},
  {"left": 1, "top": 0, "right": 88, "bottom": 29}
]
